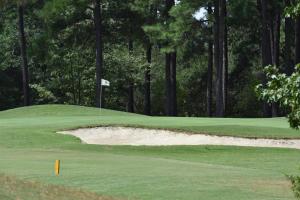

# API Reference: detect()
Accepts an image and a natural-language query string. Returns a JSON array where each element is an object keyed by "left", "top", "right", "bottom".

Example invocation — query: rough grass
[
  {"left": 0, "top": 104, "right": 300, "bottom": 200},
  {"left": 0, "top": 174, "right": 117, "bottom": 200}
]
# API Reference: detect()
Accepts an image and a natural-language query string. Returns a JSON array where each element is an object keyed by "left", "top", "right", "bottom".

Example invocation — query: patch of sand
[{"left": 59, "top": 127, "right": 300, "bottom": 149}]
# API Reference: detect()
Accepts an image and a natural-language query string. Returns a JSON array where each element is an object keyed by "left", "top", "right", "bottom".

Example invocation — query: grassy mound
[{"left": 0, "top": 104, "right": 139, "bottom": 118}]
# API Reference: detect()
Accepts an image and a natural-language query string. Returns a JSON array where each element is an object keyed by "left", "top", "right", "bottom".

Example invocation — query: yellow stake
[{"left": 55, "top": 160, "right": 60, "bottom": 176}]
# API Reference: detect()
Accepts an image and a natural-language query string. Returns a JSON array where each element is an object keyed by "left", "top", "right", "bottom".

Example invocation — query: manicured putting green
[{"left": 0, "top": 105, "right": 299, "bottom": 200}]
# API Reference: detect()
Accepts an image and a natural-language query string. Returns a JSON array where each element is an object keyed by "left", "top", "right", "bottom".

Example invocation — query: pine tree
[
  {"left": 18, "top": 1, "right": 30, "bottom": 106},
  {"left": 284, "top": 0, "right": 295, "bottom": 75},
  {"left": 214, "top": 0, "right": 225, "bottom": 117},
  {"left": 94, "top": 0, "right": 103, "bottom": 108},
  {"left": 207, "top": 3, "right": 213, "bottom": 117},
  {"left": 259, "top": 0, "right": 272, "bottom": 117}
]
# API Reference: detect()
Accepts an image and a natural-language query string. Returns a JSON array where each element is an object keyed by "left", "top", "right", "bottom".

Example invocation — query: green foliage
[
  {"left": 0, "top": 0, "right": 287, "bottom": 117},
  {"left": 0, "top": 7, "right": 19, "bottom": 70},
  {"left": 103, "top": 44, "right": 148, "bottom": 110},
  {"left": 285, "top": 1, "right": 300, "bottom": 18},
  {"left": 289, "top": 174, "right": 300, "bottom": 199},
  {"left": 30, "top": 84, "right": 57, "bottom": 103},
  {"left": 256, "top": 65, "right": 300, "bottom": 129}
]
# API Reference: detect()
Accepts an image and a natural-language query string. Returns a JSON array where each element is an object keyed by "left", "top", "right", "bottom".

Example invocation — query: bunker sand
[{"left": 59, "top": 127, "right": 300, "bottom": 149}]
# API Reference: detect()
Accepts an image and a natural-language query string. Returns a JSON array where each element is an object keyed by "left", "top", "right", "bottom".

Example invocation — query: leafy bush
[
  {"left": 256, "top": 65, "right": 300, "bottom": 129},
  {"left": 289, "top": 174, "right": 300, "bottom": 199},
  {"left": 285, "top": 2, "right": 300, "bottom": 18},
  {"left": 30, "top": 84, "right": 57, "bottom": 104}
]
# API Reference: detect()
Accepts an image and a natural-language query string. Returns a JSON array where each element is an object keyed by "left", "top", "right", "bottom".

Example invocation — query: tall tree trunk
[
  {"left": 273, "top": 12, "right": 280, "bottom": 68},
  {"left": 144, "top": 5, "right": 156, "bottom": 116},
  {"left": 260, "top": 0, "right": 272, "bottom": 117},
  {"left": 128, "top": 83, "right": 134, "bottom": 113},
  {"left": 165, "top": 53, "right": 171, "bottom": 115},
  {"left": 284, "top": 0, "right": 294, "bottom": 75},
  {"left": 18, "top": 3, "right": 30, "bottom": 106},
  {"left": 223, "top": 0, "right": 228, "bottom": 115},
  {"left": 207, "top": 5, "right": 213, "bottom": 117},
  {"left": 170, "top": 52, "right": 177, "bottom": 116},
  {"left": 271, "top": 8, "right": 281, "bottom": 117},
  {"left": 215, "top": 0, "right": 224, "bottom": 117},
  {"left": 70, "top": 62, "right": 76, "bottom": 104},
  {"left": 213, "top": 0, "right": 220, "bottom": 117},
  {"left": 144, "top": 44, "right": 152, "bottom": 115},
  {"left": 94, "top": 0, "right": 103, "bottom": 108},
  {"left": 127, "top": 39, "right": 135, "bottom": 113},
  {"left": 78, "top": 71, "right": 81, "bottom": 105},
  {"left": 164, "top": 0, "right": 177, "bottom": 116},
  {"left": 295, "top": 16, "right": 300, "bottom": 64}
]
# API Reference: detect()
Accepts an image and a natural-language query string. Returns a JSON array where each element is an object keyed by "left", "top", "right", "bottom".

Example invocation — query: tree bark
[
  {"left": 207, "top": 4, "right": 213, "bottom": 117},
  {"left": 214, "top": 0, "right": 220, "bottom": 117},
  {"left": 144, "top": 44, "right": 152, "bottom": 115},
  {"left": 143, "top": 5, "right": 156, "bottom": 116},
  {"left": 284, "top": 0, "right": 294, "bottom": 75},
  {"left": 223, "top": 0, "right": 228, "bottom": 115},
  {"left": 78, "top": 70, "right": 81, "bottom": 105},
  {"left": 127, "top": 83, "right": 134, "bottom": 113},
  {"left": 271, "top": 8, "right": 281, "bottom": 117},
  {"left": 260, "top": 0, "right": 272, "bottom": 117},
  {"left": 215, "top": 0, "right": 224, "bottom": 117},
  {"left": 94, "top": 0, "right": 103, "bottom": 108},
  {"left": 295, "top": 16, "right": 300, "bottom": 64},
  {"left": 165, "top": 53, "right": 171, "bottom": 115},
  {"left": 170, "top": 52, "right": 177, "bottom": 116},
  {"left": 18, "top": 4, "right": 30, "bottom": 106},
  {"left": 164, "top": 0, "right": 177, "bottom": 116},
  {"left": 127, "top": 39, "right": 135, "bottom": 113}
]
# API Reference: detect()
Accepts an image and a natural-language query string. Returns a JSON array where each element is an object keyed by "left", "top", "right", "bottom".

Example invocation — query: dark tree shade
[
  {"left": 127, "top": 83, "right": 134, "bottom": 113},
  {"left": 295, "top": 16, "right": 300, "bottom": 64},
  {"left": 284, "top": 0, "right": 295, "bottom": 75}
]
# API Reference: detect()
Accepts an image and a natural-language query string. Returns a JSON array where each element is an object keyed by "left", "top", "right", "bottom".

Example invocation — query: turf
[
  {"left": 0, "top": 174, "right": 117, "bottom": 200},
  {"left": 0, "top": 104, "right": 300, "bottom": 200}
]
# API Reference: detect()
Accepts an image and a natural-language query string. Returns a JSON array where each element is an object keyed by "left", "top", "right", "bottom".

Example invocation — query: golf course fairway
[{"left": 1, "top": 104, "right": 300, "bottom": 200}]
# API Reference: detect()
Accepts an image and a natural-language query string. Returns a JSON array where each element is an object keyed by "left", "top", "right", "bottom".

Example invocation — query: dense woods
[{"left": 0, "top": 0, "right": 299, "bottom": 117}]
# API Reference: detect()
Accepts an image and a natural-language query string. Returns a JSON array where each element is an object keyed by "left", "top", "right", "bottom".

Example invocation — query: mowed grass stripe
[{"left": 0, "top": 147, "right": 296, "bottom": 200}]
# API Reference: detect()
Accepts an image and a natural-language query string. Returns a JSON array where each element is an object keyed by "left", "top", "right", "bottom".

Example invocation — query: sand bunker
[{"left": 59, "top": 127, "right": 300, "bottom": 149}]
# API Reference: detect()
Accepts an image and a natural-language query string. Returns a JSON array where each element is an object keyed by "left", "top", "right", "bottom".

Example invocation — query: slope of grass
[
  {"left": 0, "top": 104, "right": 139, "bottom": 118},
  {"left": 0, "top": 104, "right": 300, "bottom": 200}
]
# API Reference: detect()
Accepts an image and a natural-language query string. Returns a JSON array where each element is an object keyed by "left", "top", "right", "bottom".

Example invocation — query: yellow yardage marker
[{"left": 55, "top": 160, "right": 60, "bottom": 176}]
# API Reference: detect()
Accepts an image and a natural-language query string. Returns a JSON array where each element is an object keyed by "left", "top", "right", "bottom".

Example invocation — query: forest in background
[{"left": 0, "top": 0, "right": 298, "bottom": 117}]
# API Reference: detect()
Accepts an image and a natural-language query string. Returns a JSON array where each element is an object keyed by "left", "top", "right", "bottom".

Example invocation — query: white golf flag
[{"left": 101, "top": 79, "right": 110, "bottom": 86}]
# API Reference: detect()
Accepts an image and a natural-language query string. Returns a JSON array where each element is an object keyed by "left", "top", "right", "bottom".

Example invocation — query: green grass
[
  {"left": 0, "top": 104, "right": 300, "bottom": 200},
  {"left": 0, "top": 174, "right": 117, "bottom": 200}
]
